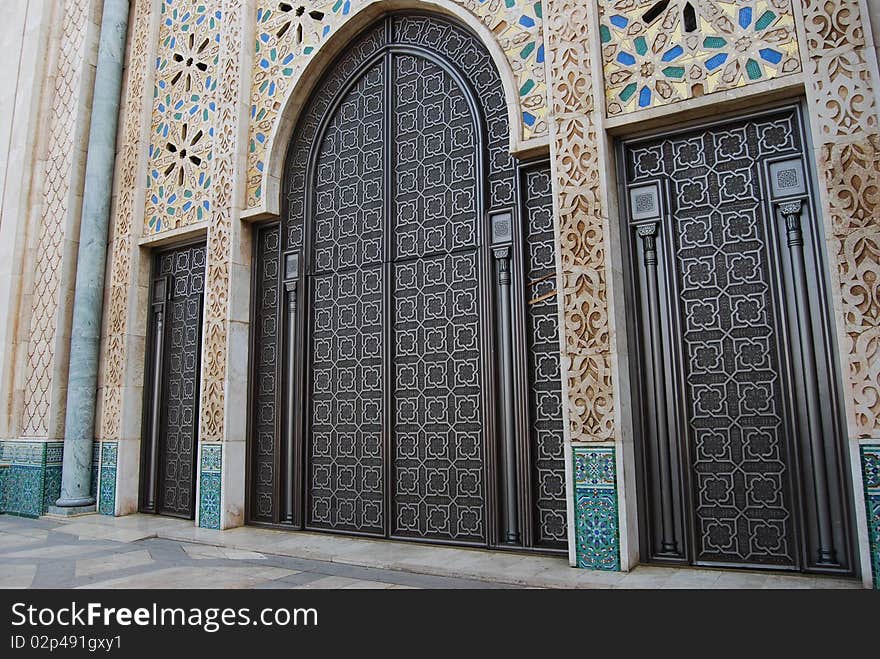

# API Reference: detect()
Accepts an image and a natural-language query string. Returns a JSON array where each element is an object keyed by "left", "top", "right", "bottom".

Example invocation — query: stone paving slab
[{"left": 0, "top": 513, "right": 865, "bottom": 589}]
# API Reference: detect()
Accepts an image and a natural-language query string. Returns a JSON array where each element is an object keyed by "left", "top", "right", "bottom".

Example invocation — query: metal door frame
[
  {"left": 616, "top": 99, "right": 857, "bottom": 574},
  {"left": 139, "top": 238, "right": 206, "bottom": 520}
]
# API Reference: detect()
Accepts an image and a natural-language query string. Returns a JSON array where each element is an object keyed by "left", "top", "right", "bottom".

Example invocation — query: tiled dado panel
[
  {"left": 573, "top": 446, "right": 620, "bottom": 570},
  {"left": 0, "top": 441, "right": 63, "bottom": 517},
  {"left": 862, "top": 446, "right": 880, "bottom": 589},
  {"left": 246, "top": 0, "right": 548, "bottom": 207},
  {"left": 599, "top": 0, "right": 801, "bottom": 116},
  {"left": 198, "top": 443, "right": 222, "bottom": 529},
  {"left": 98, "top": 442, "right": 118, "bottom": 516}
]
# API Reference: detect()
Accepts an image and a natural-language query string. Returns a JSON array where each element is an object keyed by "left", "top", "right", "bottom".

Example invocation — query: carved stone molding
[
  {"left": 544, "top": 0, "right": 614, "bottom": 442},
  {"left": 199, "top": 0, "right": 245, "bottom": 443},
  {"left": 801, "top": 0, "right": 880, "bottom": 439},
  {"left": 99, "top": 0, "right": 153, "bottom": 442}
]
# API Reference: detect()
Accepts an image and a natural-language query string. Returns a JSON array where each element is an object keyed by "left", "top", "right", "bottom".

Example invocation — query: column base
[{"left": 47, "top": 504, "right": 96, "bottom": 516}]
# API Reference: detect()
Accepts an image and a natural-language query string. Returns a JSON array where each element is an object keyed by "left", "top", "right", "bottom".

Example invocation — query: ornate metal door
[
  {"left": 141, "top": 242, "right": 206, "bottom": 519},
  {"left": 622, "top": 106, "right": 853, "bottom": 573},
  {"left": 248, "top": 13, "right": 567, "bottom": 551}
]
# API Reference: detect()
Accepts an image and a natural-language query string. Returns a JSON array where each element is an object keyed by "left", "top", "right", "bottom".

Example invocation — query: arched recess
[
  {"left": 247, "top": 11, "right": 568, "bottom": 552},
  {"left": 244, "top": 0, "right": 544, "bottom": 220}
]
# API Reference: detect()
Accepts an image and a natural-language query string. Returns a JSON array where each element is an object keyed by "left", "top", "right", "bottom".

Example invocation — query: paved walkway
[{"left": 0, "top": 514, "right": 862, "bottom": 589}]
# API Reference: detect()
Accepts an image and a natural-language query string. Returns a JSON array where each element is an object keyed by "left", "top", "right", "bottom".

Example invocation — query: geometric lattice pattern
[
  {"left": 246, "top": 0, "right": 547, "bottom": 207},
  {"left": 600, "top": 0, "right": 801, "bottom": 115},
  {"left": 155, "top": 244, "right": 206, "bottom": 518},
  {"left": 307, "top": 61, "right": 387, "bottom": 535},
  {"left": 144, "top": 0, "right": 221, "bottom": 234},
  {"left": 250, "top": 225, "right": 280, "bottom": 523},
  {"left": 626, "top": 112, "right": 802, "bottom": 567},
  {"left": 198, "top": 443, "right": 222, "bottom": 529},
  {"left": 573, "top": 446, "right": 620, "bottom": 570},
  {"left": 0, "top": 441, "right": 64, "bottom": 518},
  {"left": 862, "top": 446, "right": 880, "bottom": 589},
  {"left": 391, "top": 50, "right": 486, "bottom": 542},
  {"left": 523, "top": 166, "right": 567, "bottom": 549}
]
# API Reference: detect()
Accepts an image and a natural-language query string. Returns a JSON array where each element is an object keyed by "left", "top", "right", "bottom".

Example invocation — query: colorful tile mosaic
[
  {"left": 573, "top": 445, "right": 620, "bottom": 571},
  {"left": 98, "top": 442, "right": 118, "bottom": 516},
  {"left": 0, "top": 440, "right": 63, "bottom": 518},
  {"left": 862, "top": 445, "right": 880, "bottom": 589},
  {"left": 246, "top": 0, "right": 548, "bottom": 208},
  {"left": 144, "top": 0, "right": 222, "bottom": 235},
  {"left": 599, "top": 0, "right": 801, "bottom": 116},
  {"left": 198, "top": 443, "right": 222, "bottom": 529}
]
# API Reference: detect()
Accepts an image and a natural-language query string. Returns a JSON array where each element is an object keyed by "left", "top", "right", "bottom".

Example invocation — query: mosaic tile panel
[
  {"left": 0, "top": 441, "right": 62, "bottom": 518},
  {"left": 573, "top": 445, "right": 620, "bottom": 570},
  {"left": 862, "top": 445, "right": 880, "bottom": 589},
  {"left": 98, "top": 442, "right": 118, "bottom": 516},
  {"left": 246, "top": 0, "right": 548, "bottom": 207},
  {"left": 599, "top": 0, "right": 801, "bottom": 116},
  {"left": 198, "top": 443, "right": 222, "bottom": 529},
  {"left": 144, "top": 0, "right": 222, "bottom": 234}
]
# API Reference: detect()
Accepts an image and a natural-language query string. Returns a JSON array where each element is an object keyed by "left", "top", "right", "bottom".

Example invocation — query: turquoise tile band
[
  {"left": 573, "top": 445, "right": 620, "bottom": 571},
  {"left": 198, "top": 443, "right": 222, "bottom": 530},
  {"left": 0, "top": 440, "right": 64, "bottom": 517}
]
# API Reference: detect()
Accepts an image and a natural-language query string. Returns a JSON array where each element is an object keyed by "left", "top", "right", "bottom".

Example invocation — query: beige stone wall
[{"left": 0, "top": 0, "right": 100, "bottom": 443}]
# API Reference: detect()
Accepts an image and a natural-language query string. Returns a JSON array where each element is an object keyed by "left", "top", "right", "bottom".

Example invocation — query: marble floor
[{"left": 0, "top": 514, "right": 863, "bottom": 589}]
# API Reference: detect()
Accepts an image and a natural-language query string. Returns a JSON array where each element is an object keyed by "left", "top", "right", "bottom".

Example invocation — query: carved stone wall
[
  {"left": 21, "top": 0, "right": 91, "bottom": 439},
  {"left": 199, "top": 0, "right": 244, "bottom": 447},
  {"left": 99, "top": 0, "right": 154, "bottom": 444},
  {"left": 544, "top": 0, "right": 614, "bottom": 443},
  {"left": 800, "top": 0, "right": 880, "bottom": 440}
]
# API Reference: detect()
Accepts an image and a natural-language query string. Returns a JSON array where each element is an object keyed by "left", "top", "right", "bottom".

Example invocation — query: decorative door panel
[
  {"left": 312, "top": 62, "right": 385, "bottom": 274},
  {"left": 142, "top": 242, "right": 205, "bottom": 519},
  {"left": 392, "top": 53, "right": 478, "bottom": 260},
  {"left": 249, "top": 225, "right": 280, "bottom": 523},
  {"left": 308, "top": 267, "right": 386, "bottom": 535},
  {"left": 521, "top": 166, "right": 567, "bottom": 549},
  {"left": 392, "top": 252, "right": 485, "bottom": 543},
  {"left": 249, "top": 13, "right": 568, "bottom": 552},
  {"left": 623, "top": 106, "right": 853, "bottom": 573}
]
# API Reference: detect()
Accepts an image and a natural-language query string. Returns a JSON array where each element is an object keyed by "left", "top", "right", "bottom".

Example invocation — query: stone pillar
[{"left": 53, "top": 0, "right": 130, "bottom": 512}]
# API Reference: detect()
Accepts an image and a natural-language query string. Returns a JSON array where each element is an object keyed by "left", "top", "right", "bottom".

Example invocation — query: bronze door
[
  {"left": 247, "top": 13, "right": 567, "bottom": 551},
  {"left": 622, "top": 106, "right": 853, "bottom": 573},
  {"left": 141, "top": 242, "right": 205, "bottom": 519}
]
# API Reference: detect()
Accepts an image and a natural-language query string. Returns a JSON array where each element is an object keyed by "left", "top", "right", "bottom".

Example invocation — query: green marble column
[{"left": 53, "top": 0, "right": 130, "bottom": 513}]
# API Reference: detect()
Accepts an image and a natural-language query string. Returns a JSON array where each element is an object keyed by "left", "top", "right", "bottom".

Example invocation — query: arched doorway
[{"left": 247, "top": 12, "right": 566, "bottom": 551}]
